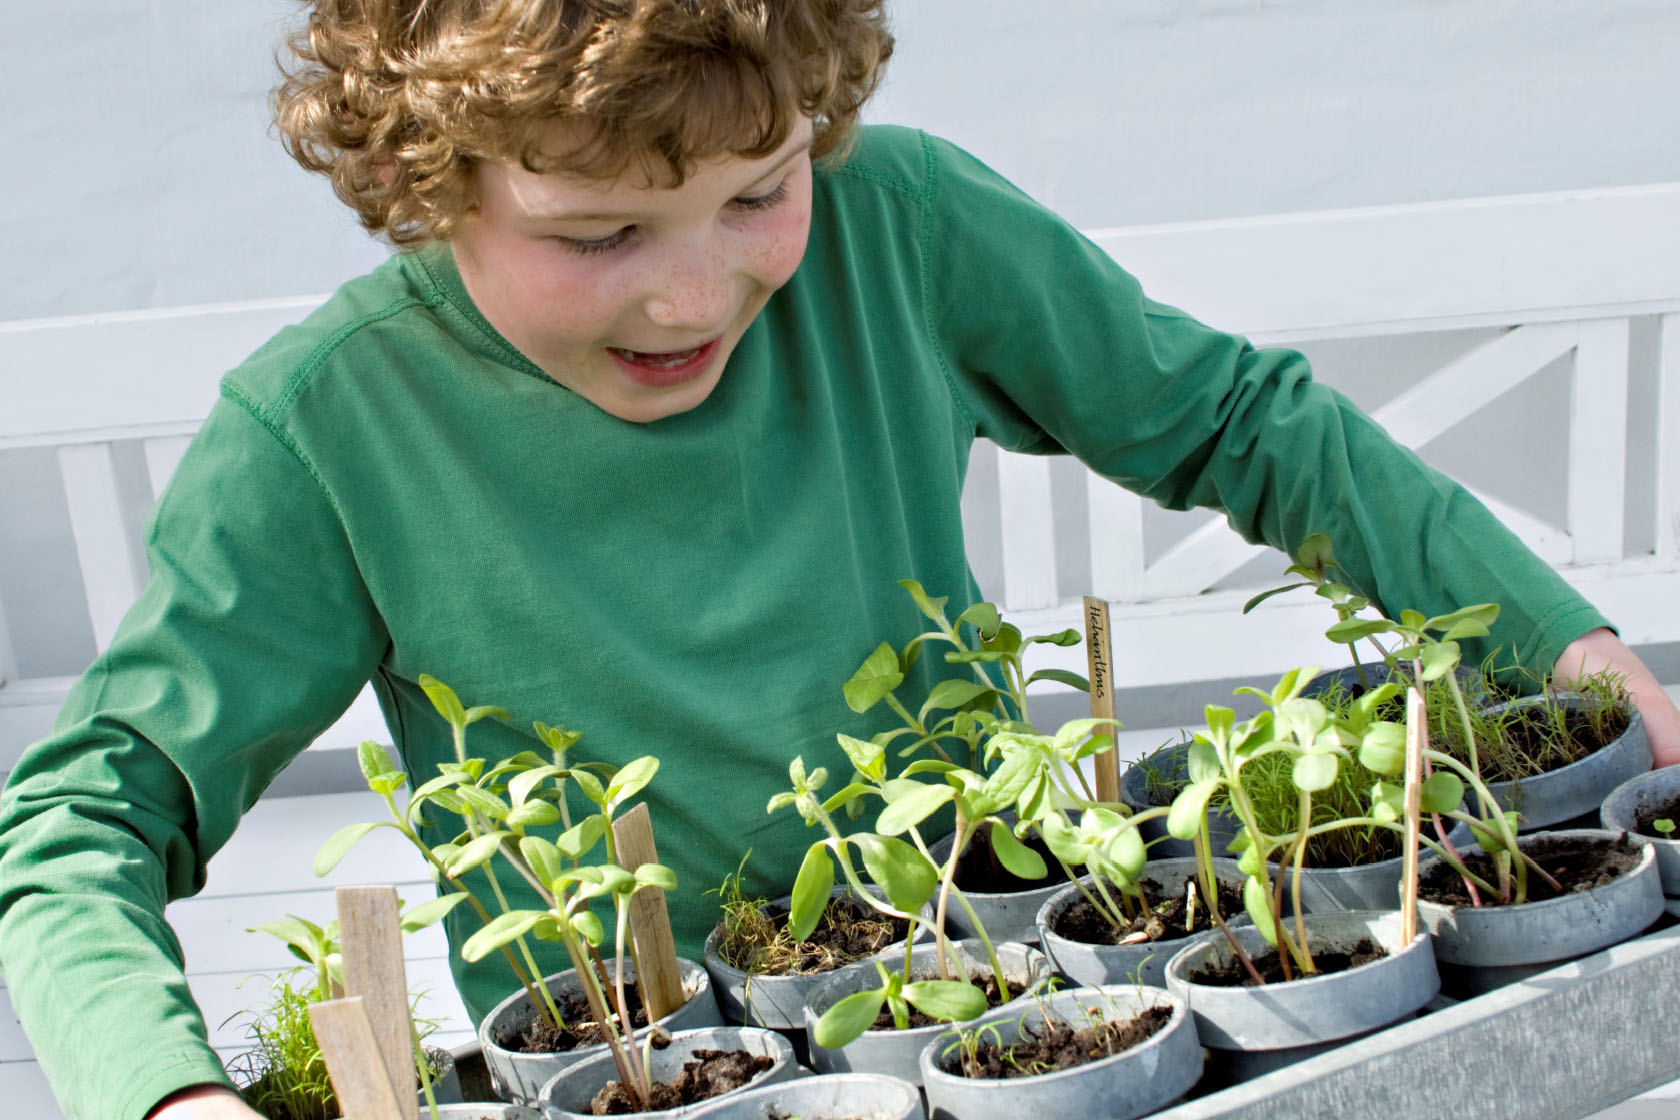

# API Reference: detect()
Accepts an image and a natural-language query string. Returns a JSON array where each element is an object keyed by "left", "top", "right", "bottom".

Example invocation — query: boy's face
[{"left": 452, "top": 119, "right": 814, "bottom": 423}]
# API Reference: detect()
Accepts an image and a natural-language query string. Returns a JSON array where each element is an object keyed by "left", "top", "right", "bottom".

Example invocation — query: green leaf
[
  {"left": 977, "top": 748, "right": 1039, "bottom": 815},
  {"left": 633, "top": 863, "right": 678, "bottom": 892},
  {"left": 1185, "top": 738, "right": 1220, "bottom": 784},
  {"left": 1420, "top": 772, "right": 1464, "bottom": 816},
  {"left": 461, "top": 910, "right": 545, "bottom": 962},
  {"left": 989, "top": 820, "right": 1047, "bottom": 880},
  {"left": 919, "top": 680, "right": 997, "bottom": 725},
  {"left": 357, "top": 740, "right": 398, "bottom": 782},
  {"left": 399, "top": 892, "right": 471, "bottom": 933},
  {"left": 821, "top": 783, "right": 873, "bottom": 815},
  {"left": 314, "top": 822, "right": 383, "bottom": 877},
  {"left": 899, "top": 579, "right": 950, "bottom": 623},
  {"left": 1424, "top": 603, "right": 1500, "bottom": 640},
  {"left": 570, "top": 910, "right": 604, "bottom": 947},
  {"left": 903, "top": 979, "right": 988, "bottom": 1023},
  {"left": 1039, "top": 811, "right": 1090, "bottom": 866},
  {"left": 508, "top": 765, "right": 564, "bottom": 808},
  {"left": 1358, "top": 722, "right": 1406, "bottom": 777},
  {"left": 789, "top": 842, "right": 836, "bottom": 941},
  {"left": 844, "top": 642, "right": 906, "bottom": 714},
  {"left": 444, "top": 831, "right": 509, "bottom": 878},
  {"left": 1029, "top": 628, "right": 1083, "bottom": 648},
  {"left": 419, "top": 674, "right": 467, "bottom": 728},
  {"left": 462, "top": 704, "right": 509, "bottom": 725},
  {"left": 457, "top": 786, "right": 509, "bottom": 822},
  {"left": 606, "top": 756, "right": 660, "bottom": 808},
  {"left": 520, "top": 836, "right": 565, "bottom": 889},
  {"left": 877, "top": 783, "right": 955, "bottom": 835},
  {"left": 369, "top": 773, "right": 407, "bottom": 797},
  {"left": 1236, "top": 842, "right": 1265, "bottom": 878},
  {"left": 837, "top": 734, "right": 888, "bottom": 783},
  {"left": 1243, "top": 582, "right": 1312, "bottom": 614},
  {"left": 956, "top": 601, "right": 1001, "bottom": 638},
  {"left": 1418, "top": 641, "right": 1462, "bottom": 682},
  {"left": 572, "top": 769, "right": 608, "bottom": 808},
  {"left": 554, "top": 815, "right": 606, "bottom": 861},
  {"left": 1243, "top": 876, "right": 1279, "bottom": 946},
  {"left": 1293, "top": 532, "right": 1337, "bottom": 573},
  {"left": 1292, "top": 751, "right": 1340, "bottom": 792},
  {"left": 1325, "top": 618, "right": 1394, "bottom": 644},
  {"left": 854, "top": 834, "right": 939, "bottom": 913},
  {"left": 1370, "top": 781, "right": 1405, "bottom": 824},
  {"left": 506, "top": 801, "right": 562, "bottom": 831},
  {"left": 902, "top": 759, "right": 961, "bottom": 778},
  {"left": 1107, "top": 820, "right": 1147, "bottom": 882},
  {"left": 1166, "top": 780, "right": 1220, "bottom": 841},
  {"left": 813, "top": 987, "right": 888, "bottom": 1050},
  {"left": 575, "top": 865, "right": 636, "bottom": 902}
]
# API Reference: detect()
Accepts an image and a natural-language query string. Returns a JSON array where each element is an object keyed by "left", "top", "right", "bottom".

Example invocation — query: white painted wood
[
  {"left": 1086, "top": 477, "right": 1145, "bottom": 602},
  {"left": 0, "top": 588, "right": 16, "bottom": 691},
  {"left": 1087, "top": 183, "right": 1680, "bottom": 342},
  {"left": 1368, "top": 322, "right": 1580, "bottom": 448},
  {"left": 1569, "top": 318, "right": 1631, "bottom": 564},
  {"left": 0, "top": 297, "right": 322, "bottom": 450},
  {"left": 995, "top": 449, "right": 1059, "bottom": 610},
  {"left": 1658, "top": 313, "right": 1680, "bottom": 563},
  {"left": 1141, "top": 516, "right": 1271, "bottom": 601},
  {"left": 1459, "top": 485, "right": 1572, "bottom": 566},
  {"left": 55, "top": 442, "right": 143, "bottom": 653},
  {"left": 0, "top": 1058, "right": 64, "bottom": 1120},
  {"left": 142, "top": 434, "right": 194, "bottom": 501}
]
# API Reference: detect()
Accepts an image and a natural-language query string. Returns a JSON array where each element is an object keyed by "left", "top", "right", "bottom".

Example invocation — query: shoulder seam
[
  {"left": 268, "top": 296, "right": 435, "bottom": 416},
  {"left": 218, "top": 380, "right": 349, "bottom": 525},
  {"left": 915, "top": 131, "right": 982, "bottom": 434}
]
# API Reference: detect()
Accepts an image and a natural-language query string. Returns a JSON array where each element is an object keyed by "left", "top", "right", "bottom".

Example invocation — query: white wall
[{"left": 4, "top": 0, "right": 1679, "bottom": 676}]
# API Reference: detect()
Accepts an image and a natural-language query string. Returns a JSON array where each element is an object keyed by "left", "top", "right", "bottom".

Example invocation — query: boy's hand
[
  {"left": 1552, "top": 628, "right": 1680, "bottom": 768},
  {"left": 145, "top": 1085, "right": 262, "bottom": 1119}
]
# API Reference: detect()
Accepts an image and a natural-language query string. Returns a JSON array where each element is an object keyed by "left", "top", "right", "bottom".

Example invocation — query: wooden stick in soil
[
  {"left": 1082, "top": 595, "right": 1121, "bottom": 804},
  {"left": 308, "top": 997, "right": 407, "bottom": 1120},
  {"left": 1401, "top": 685, "right": 1428, "bottom": 945},
  {"left": 335, "top": 885, "right": 418, "bottom": 1116},
  {"left": 611, "top": 803, "right": 686, "bottom": 1022}
]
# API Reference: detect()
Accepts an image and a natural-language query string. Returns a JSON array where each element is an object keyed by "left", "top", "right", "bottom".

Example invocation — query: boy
[{"left": 2, "top": 2, "right": 1674, "bottom": 1118}]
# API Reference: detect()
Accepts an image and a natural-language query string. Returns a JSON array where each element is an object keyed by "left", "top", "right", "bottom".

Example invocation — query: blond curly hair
[{"left": 274, "top": 0, "right": 893, "bottom": 246}]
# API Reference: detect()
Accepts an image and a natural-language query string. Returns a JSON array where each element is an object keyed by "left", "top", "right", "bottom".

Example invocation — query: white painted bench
[{"left": 2, "top": 183, "right": 1679, "bottom": 1116}]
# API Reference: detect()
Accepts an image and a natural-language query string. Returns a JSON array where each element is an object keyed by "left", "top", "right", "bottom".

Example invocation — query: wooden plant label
[
  {"left": 1083, "top": 595, "right": 1122, "bottom": 804},
  {"left": 308, "top": 997, "right": 407, "bottom": 1120},
  {"left": 335, "top": 885, "right": 417, "bottom": 1117},
  {"left": 1400, "top": 686, "right": 1427, "bottom": 945},
  {"left": 611, "top": 803, "right": 686, "bottom": 1021}
]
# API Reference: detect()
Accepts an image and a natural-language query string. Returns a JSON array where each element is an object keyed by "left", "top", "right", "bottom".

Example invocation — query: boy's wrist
[{"left": 144, "top": 1083, "right": 258, "bottom": 1120}]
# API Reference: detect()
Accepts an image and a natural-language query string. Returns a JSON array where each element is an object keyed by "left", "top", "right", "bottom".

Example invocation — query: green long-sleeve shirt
[{"left": 0, "top": 126, "right": 1607, "bottom": 1119}]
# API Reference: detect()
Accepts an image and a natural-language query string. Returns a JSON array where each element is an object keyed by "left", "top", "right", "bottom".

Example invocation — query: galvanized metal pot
[{"left": 537, "top": 1026, "right": 798, "bottom": 1120}]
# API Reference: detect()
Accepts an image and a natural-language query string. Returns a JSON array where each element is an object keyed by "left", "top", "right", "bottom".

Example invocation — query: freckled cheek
[{"left": 753, "top": 209, "right": 814, "bottom": 288}]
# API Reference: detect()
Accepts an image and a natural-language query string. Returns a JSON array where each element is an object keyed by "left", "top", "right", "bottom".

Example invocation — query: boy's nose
[{"left": 643, "top": 249, "right": 735, "bottom": 330}]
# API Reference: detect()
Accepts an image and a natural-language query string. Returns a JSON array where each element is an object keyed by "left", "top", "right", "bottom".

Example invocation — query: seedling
[
  {"left": 1654, "top": 819, "right": 1676, "bottom": 838},
  {"left": 316, "top": 675, "right": 677, "bottom": 1109}
]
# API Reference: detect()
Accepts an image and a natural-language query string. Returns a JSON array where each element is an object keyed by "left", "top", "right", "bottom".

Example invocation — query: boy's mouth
[{"left": 606, "top": 338, "right": 722, "bottom": 387}]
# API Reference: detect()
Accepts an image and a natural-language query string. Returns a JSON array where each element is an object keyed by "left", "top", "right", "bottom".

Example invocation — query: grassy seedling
[
  {"left": 709, "top": 852, "right": 902, "bottom": 978},
  {"left": 226, "top": 899, "right": 457, "bottom": 1119},
  {"left": 316, "top": 675, "right": 676, "bottom": 1109}
]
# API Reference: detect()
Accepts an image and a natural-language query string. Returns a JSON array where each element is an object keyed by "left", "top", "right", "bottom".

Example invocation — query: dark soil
[
  {"left": 870, "top": 969, "right": 1011, "bottom": 1030},
  {"left": 722, "top": 895, "right": 909, "bottom": 975},
  {"left": 1633, "top": 793, "right": 1680, "bottom": 840},
  {"left": 501, "top": 982, "right": 651, "bottom": 1054},
  {"left": 1188, "top": 937, "right": 1387, "bottom": 987},
  {"left": 589, "top": 1047, "right": 772, "bottom": 1115},
  {"left": 944, "top": 1004, "right": 1174, "bottom": 1079},
  {"left": 952, "top": 824, "right": 1058, "bottom": 894},
  {"left": 1417, "top": 832, "right": 1644, "bottom": 906},
  {"left": 1052, "top": 876, "right": 1247, "bottom": 946}
]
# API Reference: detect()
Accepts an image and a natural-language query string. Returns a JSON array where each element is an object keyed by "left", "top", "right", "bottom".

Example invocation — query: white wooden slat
[
  {"left": 1086, "top": 477, "right": 1146, "bottom": 602},
  {"left": 0, "top": 1058, "right": 64, "bottom": 1120},
  {"left": 170, "top": 885, "right": 444, "bottom": 979},
  {"left": 0, "top": 297, "right": 323, "bottom": 449},
  {"left": 1087, "top": 184, "right": 1680, "bottom": 342},
  {"left": 1140, "top": 516, "right": 1272, "bottom": 601},
  {"left": 1569, "top": 318, "right": 1631, "bottom": 564},
  {"left": 0, "top": 584, "right": 17, "bottom": 690},
  {"left": 197, "top": 790, "right": 424, "bottom": 900},
  {"left": 56, "top": 442, "right": 143, "bottom": 652},
  {"left": 142, "top": 433, "right": 194, "bottom": 501},
  {"left": 995, "top": 449, "right": 1059, "bottom": 610},
  {"left": 1657, "top": 313, "right": 1680, "bottom": 562},
  {"left": 1369, "top": 322, "right": 1580, "bottom": 448}
]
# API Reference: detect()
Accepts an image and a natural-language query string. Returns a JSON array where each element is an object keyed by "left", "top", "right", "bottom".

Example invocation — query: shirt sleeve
[
  {"left": 917, "top": 131, "right": 1609, "bottom": 676},
  {"left": 0, "top": 395, "right": 389, "bottom": 1120}
]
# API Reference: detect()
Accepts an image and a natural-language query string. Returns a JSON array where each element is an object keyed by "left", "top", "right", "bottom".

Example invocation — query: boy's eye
[
  {"left": 556, "top": 227, "right": 632, "bottom": 256},
  {"left": 731, "top": 181, "right": 790, "bottom": 213}
]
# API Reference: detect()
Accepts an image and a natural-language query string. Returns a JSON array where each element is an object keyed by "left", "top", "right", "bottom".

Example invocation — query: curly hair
[{"left": 274, "top": 1, "right": 893, "bottom": 246}]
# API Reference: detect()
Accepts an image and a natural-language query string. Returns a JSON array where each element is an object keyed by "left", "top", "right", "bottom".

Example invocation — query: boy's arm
[
  {"left": 146, "top": 1086, "right": 262, "bottom": 1119},
  {"left": 0, "top": 398, "right": 386, "bottom": 1120},
  {"left": 915, "top": 131, "right": 1620, "bottom": 698},
  {"left": 1554, "top": 629, "right": 1680, "bottom": 766}
]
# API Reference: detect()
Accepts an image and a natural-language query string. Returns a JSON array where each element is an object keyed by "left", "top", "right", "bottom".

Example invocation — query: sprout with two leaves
[{"left": 315, "top": 675, "right": 678, "bottom": 1108}]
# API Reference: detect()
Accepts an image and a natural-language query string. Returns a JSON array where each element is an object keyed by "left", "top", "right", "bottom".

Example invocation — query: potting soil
[
  {"left": 944, "top": 1004, "right": 1174, "bottom": 1079},
  {"left": 1188, "top": 937, "right": 1387, "bottom": 986},
  {"left": 507, "top": 984, "right": 650, "bottom": 1054},
  {"left": 1633, "top": 794, "right": 1680, "bottom": 839},
  {"left": 1053, "top": 876, "right": 1247, "bottom": 945},
  {"left": 1417, "top": 832, "right": 1644, "bottom": 906},
  {"left": 589, "top": 1048, "right": 773, "bottom": 1114},
  {"left": 719, "top": 895, "right": 909, "bottom": 975}
]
